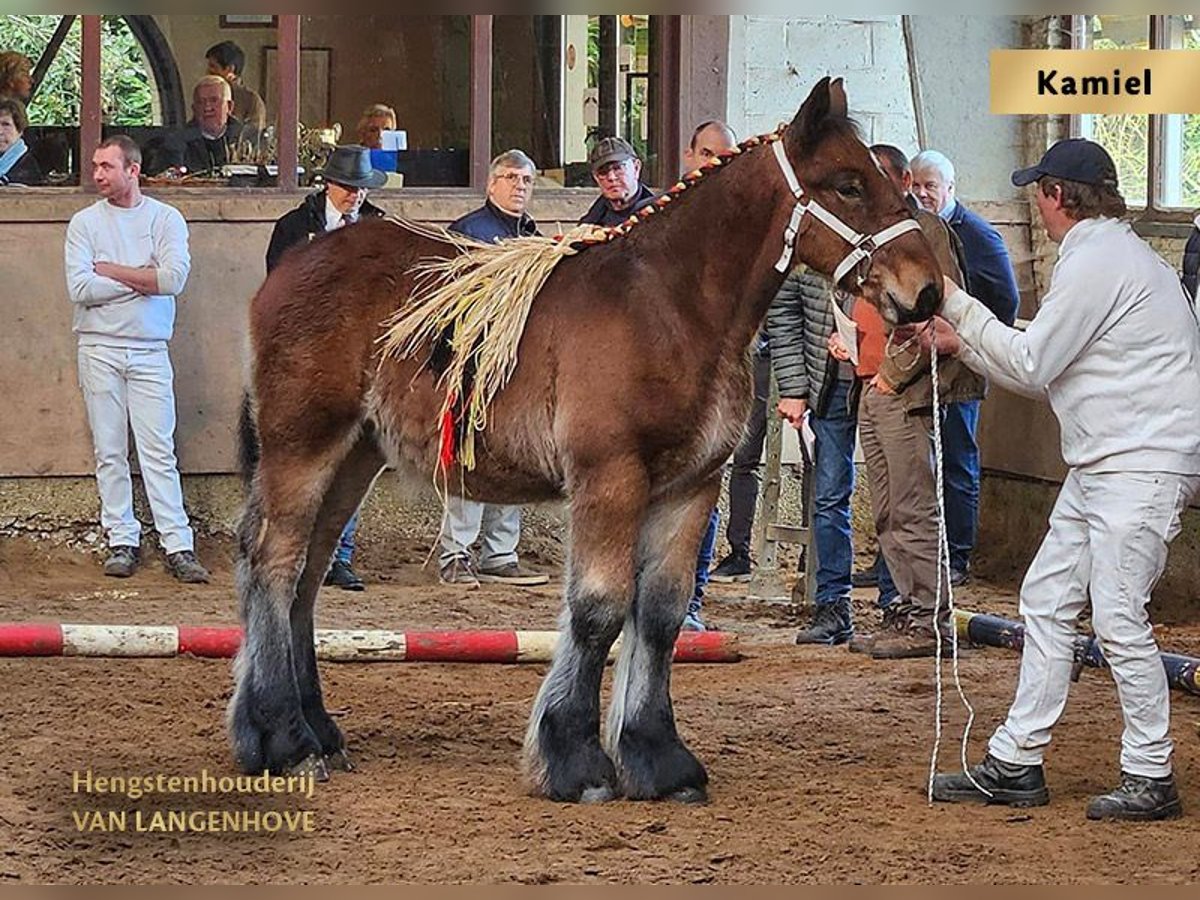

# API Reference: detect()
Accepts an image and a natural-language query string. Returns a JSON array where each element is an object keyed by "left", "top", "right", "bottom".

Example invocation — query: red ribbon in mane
[{"left": 439, "top": 392, "right": 457, "bottom": 472}]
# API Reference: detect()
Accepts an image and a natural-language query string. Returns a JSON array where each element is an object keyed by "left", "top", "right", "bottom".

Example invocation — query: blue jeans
[
  {"left": 941, "top": 400, "right": 980, "bottom": 574},
  {"left": 690, "top": 507, "right": 721, "bottom": 613},
  {"left": 811, "top": 379, "right": 856, "bottom": 606},
  {"left": 335, "top": 511, "right": 359, "bottom": 564}
]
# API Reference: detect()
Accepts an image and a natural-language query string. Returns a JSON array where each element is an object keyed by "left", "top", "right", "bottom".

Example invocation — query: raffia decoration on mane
[{"left": 379, "top": 223, "right": 609, "bottom": 471}]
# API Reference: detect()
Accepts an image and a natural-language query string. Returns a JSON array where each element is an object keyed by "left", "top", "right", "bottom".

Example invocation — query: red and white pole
[{"left": 0, "top": 623, "right": 740, "bottom": 664}]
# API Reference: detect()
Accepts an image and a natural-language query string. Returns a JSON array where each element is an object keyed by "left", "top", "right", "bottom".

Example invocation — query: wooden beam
[
  {"left": 80, "top": 16, "right": 102, "bottom": 190},
  {"left": 650, "top": 15, "right": 681, "bottom": 185},
  {"left": 277, "top": 15, "right": 301, "bottom": 191},
  {"left": 598, "top": 16, "right": 618, "bottom": 139},
  {"left": 469, "top": 15, "right": 494, "bottom": 189},
  {"left": 28, "top": 14, "right": 75, "bottom": 103}
]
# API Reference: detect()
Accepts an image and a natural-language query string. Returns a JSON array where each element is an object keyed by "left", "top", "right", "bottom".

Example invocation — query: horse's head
[{"left": 779, "top": 77, "right": 942, "bottom": 325}]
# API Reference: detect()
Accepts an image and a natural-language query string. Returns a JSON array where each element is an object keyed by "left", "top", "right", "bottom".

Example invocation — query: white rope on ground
[{"left": 926, "top": 329, "right": 991, "bottom": 804}]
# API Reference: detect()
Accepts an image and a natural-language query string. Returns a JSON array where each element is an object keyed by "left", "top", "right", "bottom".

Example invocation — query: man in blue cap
[{"left": 925, "top": 139, "right": 1200, "bottom": 821}]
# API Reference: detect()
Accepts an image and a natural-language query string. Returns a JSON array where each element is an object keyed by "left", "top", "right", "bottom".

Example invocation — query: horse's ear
[
  {"left": 828, "top": 78, "right": 848, "bottom": 119},
  {"left": 789, "top": 76, "right": 832, "bottom": 139}
]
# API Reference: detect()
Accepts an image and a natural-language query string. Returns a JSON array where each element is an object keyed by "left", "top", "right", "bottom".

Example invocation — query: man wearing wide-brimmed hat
[{"left": 265, "top": 144, "right": 388, "bottom": 590}]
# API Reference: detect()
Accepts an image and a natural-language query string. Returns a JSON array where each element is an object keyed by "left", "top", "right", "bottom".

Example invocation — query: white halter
[{"left": 772, "top": 138, "right": 922, "bottom": 283}]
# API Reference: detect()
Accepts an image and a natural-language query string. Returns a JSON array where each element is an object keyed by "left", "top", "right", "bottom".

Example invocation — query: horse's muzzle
[{"left": 895, "top": 283, "right": 941, "bottom": 325}]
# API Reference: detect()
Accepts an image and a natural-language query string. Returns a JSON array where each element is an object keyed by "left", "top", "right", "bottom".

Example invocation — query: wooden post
[
  {"left": 469, "top": 15, "right": 494, "bottom": 189},
  {"left": 80, "top": 15, "right": 102, "bottom": 189},
  {"left": 747, "top": 373, "right": 791, "bottom": 602},
  {"left": 277, "top": 15, "right": 300, "bottom": 191}
]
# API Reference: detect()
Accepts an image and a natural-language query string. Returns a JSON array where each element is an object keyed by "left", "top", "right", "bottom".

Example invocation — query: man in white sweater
[
  {"left": 923, "top": 139, "right": 1200, "bottom": 821},
  {"left": 65, "top": 135, "right": 209, "bottom": 583}
]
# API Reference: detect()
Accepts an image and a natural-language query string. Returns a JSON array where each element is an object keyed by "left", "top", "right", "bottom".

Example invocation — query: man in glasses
[
  {"left": 438, "top": 149, "right": 549, "bottom": 589},
  {"left": 580, "top": 136, "right": 656, "bottom": 228}
]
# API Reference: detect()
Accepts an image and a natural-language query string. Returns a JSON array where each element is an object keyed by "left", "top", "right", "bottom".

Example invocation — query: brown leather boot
[
  {"left": 870, "top": 607, "right": 957, "bottom": 660},
  {"left": 847, "top": 602, "right": 903, "bottom": 654}
]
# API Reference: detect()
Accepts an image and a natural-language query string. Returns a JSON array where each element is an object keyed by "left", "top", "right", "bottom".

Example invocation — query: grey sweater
[{"left": 767, "top": 268, "right": 854, "bottom": 417}]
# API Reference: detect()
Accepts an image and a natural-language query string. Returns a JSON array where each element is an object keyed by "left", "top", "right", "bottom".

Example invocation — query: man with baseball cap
[
  {"left": 579, "top": 136, "right": 656, "bottom": 227},
  {"left": 923, "top": 139, "right": 1200, "bottom": 820}
]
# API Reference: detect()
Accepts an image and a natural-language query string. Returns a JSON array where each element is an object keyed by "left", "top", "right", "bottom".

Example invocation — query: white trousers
[
  {"left": 989, "top": 469, "right": 1199, "bottom": 778},
  {"left": 438, "top": 497, "right": 521, "bottom": 569},
  {"left": 77, "top": 345, "right": 194, "bottom": 554}
]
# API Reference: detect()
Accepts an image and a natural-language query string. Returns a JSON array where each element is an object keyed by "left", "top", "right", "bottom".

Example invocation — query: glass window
[
  {"left": 301, "top": 15, "right": 470, "bottom": 187},
  {"left": 494, "top": 14, "right": 666, "bottom": 187},
  {"left": 1075, "top": 15, "right": 1149, "bottom": 206},
  {"left": 1158, "top": 14, "right": 1200, "bottom": 209}
]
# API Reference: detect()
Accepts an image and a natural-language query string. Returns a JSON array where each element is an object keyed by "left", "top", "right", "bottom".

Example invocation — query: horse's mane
[{"left": 376, "top": 120, "right": 852, "bottom": 471}]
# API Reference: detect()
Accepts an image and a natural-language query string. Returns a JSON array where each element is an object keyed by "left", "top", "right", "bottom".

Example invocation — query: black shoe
[
  {"left": 103, "top": 545, "right": 139, "bottom": 578},
  {"left": 165, "top": 550, "right": 210, "bottom": 584},
  {"left": 709, "top": 550, "right": 752, "bottom": 583},
  {"left": 1086, "top": 772, "right": 1182, "bottom": 821},
  {"left": 795, "top": 598, "right": 853, "bottom": 645},
  {"left": 324, "top": 559, "right": 364, "bottom": 591},
  {"left": 851, "top": 560, "right": 880, "bottom": 589},
  {"left": 932, "top": 753, "right": 1049, "bottom": 807},
  {"left": 949, "top": 567, "right": 971, "bottom": 587}
]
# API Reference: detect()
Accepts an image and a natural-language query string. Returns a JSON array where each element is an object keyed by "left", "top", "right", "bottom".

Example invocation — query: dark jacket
[
  {"left": 945, "top": 198, "right": 1020, "bottom": 326},
  {"left": 0, "top": 147, "right": 43, "bottom": 186},
  {"left": 1183, "top": 214, "right": 1200, "bottom": 302},
  {"left": 767, "top": 269, "right": 855, "bottom": 418},
  {"left": 160, "top": 117, "right": 251, "bottom": 175},
  {"left": 265, "top": 189, "right": 386, "bottom": 273},
  {"left": 449, "top": 199, "right": 538, "bottom": 242},
  {"left": 578, "top": 183, "right": 656, "bottom": 228}
]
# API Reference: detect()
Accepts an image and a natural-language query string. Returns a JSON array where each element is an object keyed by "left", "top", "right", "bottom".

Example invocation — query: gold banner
[{"left": 990, "top": 49, "right": 1200, "bottom": 114}]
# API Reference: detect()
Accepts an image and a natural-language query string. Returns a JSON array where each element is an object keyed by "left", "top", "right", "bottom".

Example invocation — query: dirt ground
[{"left": 1, "top": 534, "right": 1199, "bottom": 885}]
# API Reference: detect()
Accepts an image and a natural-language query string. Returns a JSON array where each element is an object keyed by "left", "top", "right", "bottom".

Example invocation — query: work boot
[
  {"left": 870, "top": 606, "right": 956, "bottom": 660},
  {"left": 795, "top": 598, "right": 852, "bottom": 645},
  {"left": 165, "top": 550, "right": 210, "bottom": 584},
  {"left": 476, "top": 561, "right": 549, "bottom": 586},
  {"left": 103, "top": 545, "right": 139, "bottom": 578},
  {"left": 1086, "top": 772, "right": 1182, "bottom": 821},
  {"left": 847, "top": 602, "right": 903, "bottom": 654},
  {"left": 950, "top": 566, "right": 971, "bottom": 587},
  {"left": 324, "top": 559, "right": 365, "bottom": 591},
  {"left": 709, "top": 549, "right": 752, "bottom": 583},
  {"left": 932, "top": 753, "right": 1050, "bottom": 807}
]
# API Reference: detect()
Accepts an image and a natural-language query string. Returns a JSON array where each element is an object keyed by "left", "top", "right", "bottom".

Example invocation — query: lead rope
[{"left": 926, "top": 332, "right": 991, "bottom": 804}]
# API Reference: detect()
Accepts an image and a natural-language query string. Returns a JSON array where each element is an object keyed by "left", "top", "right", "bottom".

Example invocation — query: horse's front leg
[
  {"left": 608, "top": 479, "right": 719, "bottom": 802},
  {"left": 523, "top": 458, "right": 648, "bottom": 803}
]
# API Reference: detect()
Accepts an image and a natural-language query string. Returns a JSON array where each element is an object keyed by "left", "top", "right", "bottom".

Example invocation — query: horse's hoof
[
  {"left": 580, "top": 784, "right": 618, "bottom": 804},
  {"left": 290, "top": 753, "right": 330, "bottom": 782},
  {"left": 670, "top": 786, "right": 708, "bottom": 805},
  {"left": 325, "top": 749, "right": 355, "bottom": 772}
]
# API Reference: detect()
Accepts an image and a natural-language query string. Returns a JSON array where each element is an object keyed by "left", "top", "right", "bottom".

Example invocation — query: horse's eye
[{"left": 836, "top": 183, "right": 863, "bottom": 200}]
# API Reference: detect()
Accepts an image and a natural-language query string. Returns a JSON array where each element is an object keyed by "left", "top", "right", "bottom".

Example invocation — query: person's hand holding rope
[{"left": 777, "top": 397, "right": 808, "bottom": 428}]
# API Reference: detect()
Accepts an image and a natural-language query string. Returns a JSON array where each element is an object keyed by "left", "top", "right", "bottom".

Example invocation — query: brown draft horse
[{"left": 230, "top": 78, "right": 943, "bottom": 803}]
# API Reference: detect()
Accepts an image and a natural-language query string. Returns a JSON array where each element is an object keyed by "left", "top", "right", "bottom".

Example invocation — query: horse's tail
[{"left": 237, "top": 391, "right": 261, "bottom": 490}]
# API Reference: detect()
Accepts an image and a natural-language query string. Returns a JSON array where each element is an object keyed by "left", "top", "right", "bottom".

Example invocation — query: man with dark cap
[
  {"left": 927, "top": 139, "right": 1200, "bottom": 821},
  {"left": 579, "top": 136, "right": 656, "bottom": 227},
  {"left": 266, "top": 145, "right": 387, "bottom": 590}
]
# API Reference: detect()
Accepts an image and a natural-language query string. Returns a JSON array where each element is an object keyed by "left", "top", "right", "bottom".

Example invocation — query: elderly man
[
  {"left": 930, "top": 140, "right": 1200, "bottom": 821},
  {"left": 438, "top": 149, "right": 548, "bottom": 589},
  {"left": 163, "top": 76, "right": 252, "bottom": 175},
  {"left": 579, "top": 136, "right": 655, "bottom": 227},
  {"left": 265, "top": 145, "right": 387, "bottom": 589},
  {"left": 64, "top": 135, "right": 209, "bottom": 583},
  {"left": 910, "top": 149, "right": 1019, "bottom": 586},
  {"left": 205, "top": 40, "right": 267, "bottom": 133}
]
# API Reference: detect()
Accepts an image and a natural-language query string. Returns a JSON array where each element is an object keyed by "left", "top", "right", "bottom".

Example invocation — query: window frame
[
  {"left": 1069, "top": 14, "right": 1197, "bottom": 224},
  {"left": 69, "top": 14, "right": 683, "bottom": 196}
]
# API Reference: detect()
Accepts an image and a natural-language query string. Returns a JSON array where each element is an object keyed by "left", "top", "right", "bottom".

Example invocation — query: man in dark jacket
[
  {"left": 1183, "top": 213, "right": 1200, "bottom": 302},
  {"left": 912, "top": 149, "right": 1020, "bottom": 585},
  {"left": 579, "top": 136, "right": 656, "bottom": 227},
  {"left": 437, "top": 149, "right": 548, "bottom": 591},
  {"left": 265, "top": 145, "right": 387, "bottom": 589}
]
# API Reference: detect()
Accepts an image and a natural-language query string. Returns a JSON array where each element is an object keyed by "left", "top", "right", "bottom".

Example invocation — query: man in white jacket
[
  {"left": 65, "top": 135, "right": 209, "bottom": 583},
  {"left": 925, "top": 139, "right": 1200, "bottom": 821}
]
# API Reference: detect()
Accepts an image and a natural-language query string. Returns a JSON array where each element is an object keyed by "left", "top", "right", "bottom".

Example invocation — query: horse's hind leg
[
  {"left": 607, "top": 479, "right": 719, "bottom": 802},
  {"left": 290, "top": 434, "right": 385, "bottom": 772},
  {"left": 524, "top": 459, "right": 647, "bottom": 802},
  {"left": 229, "top": 448, "right": 343, "bottom": 777}
]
